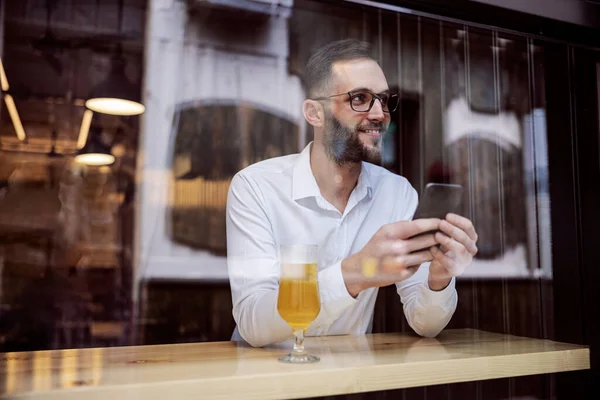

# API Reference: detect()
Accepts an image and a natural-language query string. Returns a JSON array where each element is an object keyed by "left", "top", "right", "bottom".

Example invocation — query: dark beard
[{"left": 323, "top": 112, "right": 384, "bottom": 166}]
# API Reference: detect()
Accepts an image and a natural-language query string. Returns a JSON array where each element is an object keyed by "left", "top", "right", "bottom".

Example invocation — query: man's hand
[
  {"left": 342, "top": 218, "right": 441, "bottom": 297},
  {"left": 428, "top": 213, "right": 478, "bottom": 291}
]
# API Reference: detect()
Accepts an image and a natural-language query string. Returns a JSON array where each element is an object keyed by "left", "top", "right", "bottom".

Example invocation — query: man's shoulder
[{"left": 364, "top": 163, "right": 418, "bottom": 220}]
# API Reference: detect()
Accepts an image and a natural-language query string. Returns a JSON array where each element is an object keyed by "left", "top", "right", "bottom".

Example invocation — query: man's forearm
[
  {"left": 398, "top": 266, "right": 458, "bottom": 338},
  {"left": 233, "top": 290, "right": 293, "bottom": 347},
  {"left": 403, "top": 283, "right": 457, "bottom": 337},
  {"left": 341, "top": 254, "right": 364, "bottom": 297}
]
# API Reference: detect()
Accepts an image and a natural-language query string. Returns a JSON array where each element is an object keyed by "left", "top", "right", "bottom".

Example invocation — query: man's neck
[{"left": 309, "top": 141, "right": 361, "bottom": 214}]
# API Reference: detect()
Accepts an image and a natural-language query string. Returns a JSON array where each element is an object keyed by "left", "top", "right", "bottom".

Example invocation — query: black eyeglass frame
[{"left": 311, "top": 90, "right": 400, "bottom": 113}]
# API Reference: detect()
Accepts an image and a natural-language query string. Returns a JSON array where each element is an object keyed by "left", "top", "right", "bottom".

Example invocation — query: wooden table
[{"left": 0, "top": 329, "right": 589, "bottom": 399}]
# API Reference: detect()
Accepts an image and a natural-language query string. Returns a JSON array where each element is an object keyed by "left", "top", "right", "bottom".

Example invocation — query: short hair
[{"left": 305, "top": 39, "right": 374, "bottom": 98}]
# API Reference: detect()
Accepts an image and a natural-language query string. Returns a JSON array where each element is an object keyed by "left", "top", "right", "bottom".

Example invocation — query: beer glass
[{"left": 277, "top": 244, "right": 320, "bottom": 363}]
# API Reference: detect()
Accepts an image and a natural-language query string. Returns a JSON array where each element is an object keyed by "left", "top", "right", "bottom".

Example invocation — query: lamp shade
[
  {"left": 85, "top": 53, "right": 144, "bottom": 116},
  {"left": 74, "top": 132, "right": 115, "bottom": 166}
]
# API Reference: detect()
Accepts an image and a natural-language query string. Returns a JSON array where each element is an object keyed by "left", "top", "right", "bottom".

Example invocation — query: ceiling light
[
  {"left": 85, "top": 98, "right": 144, "bottom": 116},
  {"left": 75, "top": 127, "right": 115, "bottom": 166},
  {"left": 74, "top": 153, "right": 115, "bottom": 166},
  {"left": 3, "top": 94, "right": 26, "bottom": 141},
  {"left": 0, "top": 57, "right": 26, "bottom": 141},
  {"left": 77, "top": 109, "right": 94, "bottom": 149},
  {"left": 85, "top": 52, "right": 144, "bottom": 116},
  {"left": 0, "top": 58, "right": 9, "bottom": 91}
]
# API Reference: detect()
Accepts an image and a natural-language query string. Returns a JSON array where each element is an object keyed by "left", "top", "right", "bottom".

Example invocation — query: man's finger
[
  {"left": 430, "top": 245, "right": 454, "bottom": 269},
  {"left": 380, "top": 234, "right": 437, "bottom": 256},
  {"left": 439, "top": 220, "right": 478, "bottom": 255},
  {"left": 387, "top": 218, "right": 441, "bottom": 239},
  {"left": 446, "top": 213, "right": 478, "bottom": 241},
  {"left": 435, "top": 232, "right": 470, "bottom": 260},
  {"left": 403, "top": 233, "right": 438, "bottom": 254},
  {"left": 382, "top": 249, "right": 433, "bottom": 273}
]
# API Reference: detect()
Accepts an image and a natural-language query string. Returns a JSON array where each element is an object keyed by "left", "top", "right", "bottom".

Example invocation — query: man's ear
[{"left": 303, "top": 100, "right": 325, "bottom": 128}]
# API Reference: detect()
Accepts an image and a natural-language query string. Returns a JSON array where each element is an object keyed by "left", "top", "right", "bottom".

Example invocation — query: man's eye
[{"left": 351, "top": 94, "right": 369, "bottom": 104}]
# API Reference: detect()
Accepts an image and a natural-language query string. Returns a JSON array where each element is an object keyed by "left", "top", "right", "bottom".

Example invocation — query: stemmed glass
[{"left": 277, "top": 244, "right": 320, "bottom": 363}]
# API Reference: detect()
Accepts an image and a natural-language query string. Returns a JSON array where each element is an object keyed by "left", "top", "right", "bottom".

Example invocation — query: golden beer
[
  {"left": 277, "top": 263, "right": 320, "bottom": 330},
  {"left": 277, "top": 245, "right": 320, "bottom": 363}
]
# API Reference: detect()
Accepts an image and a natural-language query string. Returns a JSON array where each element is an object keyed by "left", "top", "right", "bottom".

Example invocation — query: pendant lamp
[
  {"left": 74, "top": 125, "right": 115, "bottom": 166},
  {"left": 85, "top": 49, "right": 144, "bottom": 116}
]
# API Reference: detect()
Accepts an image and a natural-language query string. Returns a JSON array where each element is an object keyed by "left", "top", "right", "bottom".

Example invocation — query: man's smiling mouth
[{"left": 359, "top": 129, "right": 383, "bottom": 137}]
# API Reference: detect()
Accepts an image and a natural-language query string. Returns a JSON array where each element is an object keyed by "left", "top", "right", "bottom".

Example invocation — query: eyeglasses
[{"left": 312, "top": 90, "right": 400, "bottom": 113}]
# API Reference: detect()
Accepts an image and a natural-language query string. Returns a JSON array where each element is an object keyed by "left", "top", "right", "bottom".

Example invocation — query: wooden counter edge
[{"left": 4, "top": 346, "right": 589, "bottom": 400}]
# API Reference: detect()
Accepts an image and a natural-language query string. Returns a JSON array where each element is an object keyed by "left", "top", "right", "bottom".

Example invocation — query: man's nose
[{"left": 367, "top": 99, "right": 385, "bottom": 121}]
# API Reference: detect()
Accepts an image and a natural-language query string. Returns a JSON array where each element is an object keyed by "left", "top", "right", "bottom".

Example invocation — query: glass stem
[{"left": 292, "top": 328, "right": 307, "bottom": 356}]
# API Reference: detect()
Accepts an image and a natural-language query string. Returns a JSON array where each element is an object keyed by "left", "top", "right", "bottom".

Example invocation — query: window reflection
[
  {"left": 0, "top": 0, "right": 565, "bottom": 386},
  {"left": 169, "top": 102, "right": 299, "bottom": 255}
]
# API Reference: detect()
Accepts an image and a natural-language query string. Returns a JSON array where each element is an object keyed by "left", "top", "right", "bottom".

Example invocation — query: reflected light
[
  {"left": 77, "top": 110, "right": 94, "bottom": 150},
  {"left": 91, "top": 348, "right": 103, "bottom": 385},
  {"left": 175, "top": 178, "right": 231, "bottom": 208},
  {"left": 497, "top": 38, "right": 512, "bottom": 47},
  {"left": 60, "top": 350, "right": 78, "bottom": 389},
  {"left": 5, "top": 355, "right": 16, "bottom": 393},
  {"left": 85, "top": 98, "right": 145, "bottom": 116},
  {"left": 0, "top": 58, "right": 9, "bottom": 91},
  {"left": 74, "top": 153, "right": 115, "bottom": 166},
  {"left": 4, "top": 94, "right": 26, "bottom": 140},
  {"left": 33, "top": 352, "right": 52, "bottom": 391}
]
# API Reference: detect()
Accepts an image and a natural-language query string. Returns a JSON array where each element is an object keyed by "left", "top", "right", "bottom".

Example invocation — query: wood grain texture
[{"left": 0, "top": 329, "right": 589, "bottom": 400}]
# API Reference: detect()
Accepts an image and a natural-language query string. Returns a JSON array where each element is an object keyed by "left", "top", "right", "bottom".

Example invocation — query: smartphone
[
  {"left": 411, "top": 183, "right": 464, "bottom": 245},
  {"left": 413, "top": 183, "right": 464, "bottom": 220}
]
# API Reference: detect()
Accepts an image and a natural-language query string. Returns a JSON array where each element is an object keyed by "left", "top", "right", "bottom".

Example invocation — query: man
[{"left": 226, "top": 39, "right": 478, "bottom": 347}]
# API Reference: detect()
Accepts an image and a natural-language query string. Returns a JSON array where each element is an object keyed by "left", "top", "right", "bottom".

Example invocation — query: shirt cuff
[
  {"left": 419, "top": 276, "right": 456, "bottom": 306},
  {"left": 318, "top": 260, "right": 357, "bottom": 323}
]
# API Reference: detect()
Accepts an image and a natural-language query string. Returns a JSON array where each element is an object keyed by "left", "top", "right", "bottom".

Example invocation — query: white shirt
[{"left": 226, "top": 143, "right": 457, "bottom": 347}]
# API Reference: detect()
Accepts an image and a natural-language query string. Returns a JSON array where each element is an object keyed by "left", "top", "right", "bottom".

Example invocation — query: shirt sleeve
[
  {"left": 227, "top": 173, "right": 356, "bottom": 348},
  {"left": 394, "top": 184, "right": 458, "bottom": 338}
]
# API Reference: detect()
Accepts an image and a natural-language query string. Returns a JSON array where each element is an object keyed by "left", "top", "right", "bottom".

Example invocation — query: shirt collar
[
  {"left": 292, "top": 142, "right": 373, "bottom": 202},
  {"left": 355, "top": 162, "right": 373, "bottom": 201},
  {"left": 292, "top": 142, "right": 321, "bottom": 201}
]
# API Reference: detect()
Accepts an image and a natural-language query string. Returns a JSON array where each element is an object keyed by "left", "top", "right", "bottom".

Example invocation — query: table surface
[{"left": 0, "top": 329, "right": 590, "bottom": 400}]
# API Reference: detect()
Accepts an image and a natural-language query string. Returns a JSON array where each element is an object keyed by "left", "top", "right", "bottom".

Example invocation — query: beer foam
[
  {"left": 281, "top": 263, "right": 306, "bottom": 279},
  {"left": 280, "top": 244, "right": 318, "bottom": 264}
]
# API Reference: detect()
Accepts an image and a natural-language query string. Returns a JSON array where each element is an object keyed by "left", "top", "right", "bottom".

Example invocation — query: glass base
[{"left": 278, "top": 353, "right": 320, "bottom": 364}]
